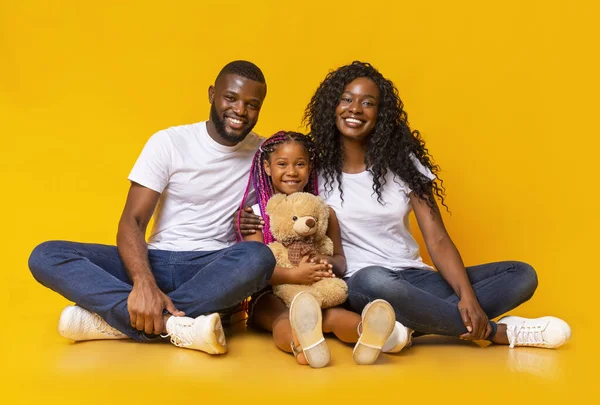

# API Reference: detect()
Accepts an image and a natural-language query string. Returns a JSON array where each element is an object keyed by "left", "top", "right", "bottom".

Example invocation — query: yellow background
[{"left": 1, "top": 0, "right": 598, "bottom": 403}]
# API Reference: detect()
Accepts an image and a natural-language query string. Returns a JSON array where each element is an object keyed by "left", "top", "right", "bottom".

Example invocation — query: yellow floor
[{"left": 2, "top": 307, "right": 596, "bottom": 405}]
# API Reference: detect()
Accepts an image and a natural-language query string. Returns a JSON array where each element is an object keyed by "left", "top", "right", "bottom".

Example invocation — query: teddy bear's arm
[
  {"left": 268, "top": 242, "right": 293, "bottom": 268},
  {"left": 315, "top": 236, "right": 334, "bottom": 256}
]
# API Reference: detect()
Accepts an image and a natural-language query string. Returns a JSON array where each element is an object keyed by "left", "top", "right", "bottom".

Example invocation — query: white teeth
[
  {"left": 228, "top": 117, "right": 242, "bottom": 124},
  {"left": 345, "top": 118, "right": 362, "bottom": 124}
]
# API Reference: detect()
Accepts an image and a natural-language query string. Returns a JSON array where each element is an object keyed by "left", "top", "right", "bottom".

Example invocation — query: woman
[{"left": 241, "top": 61, "right": 570, "bottom": 349}]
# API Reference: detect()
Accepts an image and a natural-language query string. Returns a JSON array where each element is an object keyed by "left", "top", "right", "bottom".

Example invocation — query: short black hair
[{"left": 216, "top": 60, "right": 266, "bottom": 85}]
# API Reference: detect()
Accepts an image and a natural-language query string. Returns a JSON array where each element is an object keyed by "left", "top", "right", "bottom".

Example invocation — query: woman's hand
[
  {"left": 458, "top": 295, "right": 492, "bottom": 340},
  {"left": 291, "top": 256, "right": 334, "bottom": 285}
]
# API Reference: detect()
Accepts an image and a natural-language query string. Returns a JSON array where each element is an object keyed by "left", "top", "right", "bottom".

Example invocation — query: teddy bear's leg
[
  {"left": 310, "top": 278, "right": 348, "bottom": 309},
  {"left": 273, "top": 284, "right": 313, "bottom": 307}
]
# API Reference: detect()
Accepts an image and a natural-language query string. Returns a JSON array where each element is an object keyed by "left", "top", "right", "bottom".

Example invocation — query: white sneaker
[
  {"left": 163, "top": 313, "right": 227, "bottom": 354},
  {"left": 382, "top": 322, "right": 413, "bottom": 353},
  {"left": 58, "top": 305, "right": 128, "bottom": 341},
  {"left": 498, "top": 316, "right": 571, "bottom": 349}
]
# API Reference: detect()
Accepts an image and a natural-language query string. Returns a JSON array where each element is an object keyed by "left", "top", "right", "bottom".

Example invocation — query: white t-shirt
[
  {"left": 128, "top": 121, "right": 261, "bottom": 251},
  {"left": 319, "top": 156, "right": 436, "bottom": 278}
]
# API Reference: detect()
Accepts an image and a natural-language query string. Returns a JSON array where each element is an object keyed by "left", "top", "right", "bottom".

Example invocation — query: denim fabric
[
  {"left": 345, "top": 261, "right": 538, "bottom": 340},
  {"left": 29, "top": 240, "right": 275, "bottom": 341}
]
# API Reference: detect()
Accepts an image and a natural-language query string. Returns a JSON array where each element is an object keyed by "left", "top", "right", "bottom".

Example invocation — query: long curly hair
[{"left": 303, "top": 61, "right": 446, "bottom": 210}]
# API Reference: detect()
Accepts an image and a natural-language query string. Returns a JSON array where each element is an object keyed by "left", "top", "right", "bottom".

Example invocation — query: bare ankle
[{"left": 491, "top": 323, "right": 509, "bottom": 345}]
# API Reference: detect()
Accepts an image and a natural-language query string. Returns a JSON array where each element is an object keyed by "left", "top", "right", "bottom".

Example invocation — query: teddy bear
[{"left": 265, "top": 192, "right": 348, "bottom": 309}]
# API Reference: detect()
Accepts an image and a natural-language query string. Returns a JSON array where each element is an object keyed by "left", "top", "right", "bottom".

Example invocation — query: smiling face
[
  {"left": 207, "top": 73, "right": 267, "bottom": 146},
  {"left": 263, "top": 141, "right": 311, "bottom": 195},
  {"left": 335, "top": 77, "right": 380, "bottom": 143}
]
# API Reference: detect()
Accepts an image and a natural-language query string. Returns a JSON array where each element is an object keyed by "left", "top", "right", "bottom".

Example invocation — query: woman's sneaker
[
  {"left": 382, "top": 321, "right": 413, "bottom": 353},
  {"left": 497, "top": 316, "right": 571, "bottom": 349},
  {"left": 163, "top": 313, "right": 227, "bottom": 354},
  {"left": 58, "top": 306, "right": 128, "bottom": 341}
]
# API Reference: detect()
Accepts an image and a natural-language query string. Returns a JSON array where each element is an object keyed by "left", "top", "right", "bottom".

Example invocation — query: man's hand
[
  {"left": 127, "top": 279, "right": 185, "bottom": 335},
  {"left": 233, "top": 206, "right": 264, "bottom": 235},
  {"left": 291, "top": 256, "right": 334, "bottom": 285},
  {"left": 458, "top": 295, "right": 491, "bottom": 340}
]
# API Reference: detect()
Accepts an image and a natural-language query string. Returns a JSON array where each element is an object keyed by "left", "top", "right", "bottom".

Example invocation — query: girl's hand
[
  {"left": 292, "top": 256, "right": 334, "bottom": 285},
  {"left": 458, "top": 295, "right": 492, "bottom": 340},
  {"left": 309, "top": 255, "right": 334, "bottom": 272},
  {"left": 233, "top": 207, "right": 264, "bottom": 235}
]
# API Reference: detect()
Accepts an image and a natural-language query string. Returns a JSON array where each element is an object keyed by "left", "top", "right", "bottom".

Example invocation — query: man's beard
[{"left": 210, "top": 104, "right": 255, "bottom": 144}]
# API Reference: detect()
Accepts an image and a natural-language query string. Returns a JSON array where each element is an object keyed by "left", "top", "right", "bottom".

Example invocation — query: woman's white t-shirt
[{"left": 319, "top": 157, "right": 436, "bottom": 278}]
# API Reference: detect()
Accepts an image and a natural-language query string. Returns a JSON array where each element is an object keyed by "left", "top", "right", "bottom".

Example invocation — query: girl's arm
[
  {"left": 320, "top": 207, "right": 347, "bottom": 278},
  {"left": 410, "top": 192, "right": 491, "bottom": 340},
  {"left": 242, "top": 224, "right": 332, "bottom": 285}
]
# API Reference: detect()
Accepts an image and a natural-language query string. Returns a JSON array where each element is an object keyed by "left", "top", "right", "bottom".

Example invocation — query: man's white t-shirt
[
  {"left": 319, "top": 156, "right": 436, "bottom": 278},
  {"left": 128, "top": 121, "right": 261, "bottom": 251}
]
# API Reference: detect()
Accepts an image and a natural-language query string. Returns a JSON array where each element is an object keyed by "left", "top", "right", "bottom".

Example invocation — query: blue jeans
[
  {"left": 28, "top": 240, "right": 275, "bottom": 341},
  {"left": 345, "top": 261, "right": 538, "bottom": 339}
]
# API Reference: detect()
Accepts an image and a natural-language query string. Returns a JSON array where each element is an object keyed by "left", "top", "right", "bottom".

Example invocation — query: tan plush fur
[{"left": 267, "top": 192, "right": 348, "bottom": 308}]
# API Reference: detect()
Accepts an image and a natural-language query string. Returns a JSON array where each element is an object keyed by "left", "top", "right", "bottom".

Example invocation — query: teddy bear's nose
[{"left": 305, "top": 218, "right": 316, "bottom": 228}]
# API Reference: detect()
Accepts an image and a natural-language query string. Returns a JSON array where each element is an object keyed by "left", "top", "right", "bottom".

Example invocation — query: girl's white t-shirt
[{"left": 319, "top": 157, "right": 436, "bottom": 278}]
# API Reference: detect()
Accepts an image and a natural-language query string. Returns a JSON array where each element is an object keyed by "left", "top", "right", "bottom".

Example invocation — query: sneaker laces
[
  {"left": 507, "top": 321, "right": 547, "bottom": 348},
  {"left": 90, "top": 312, "right": 123, "bottom": 337},
  {"left": 161, "top": 319, "right": 195, "bottom": 348}
]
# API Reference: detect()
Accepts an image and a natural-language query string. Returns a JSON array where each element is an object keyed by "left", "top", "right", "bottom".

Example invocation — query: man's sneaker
[
  {"left": 498, "top": 316, "right": 571, "bottom": 349},
  {"left": 163, "top": 313, "right": 227, "bottom": 354},
  {"left": 58, "top": 305, "right": 128, "bottom": 341}
]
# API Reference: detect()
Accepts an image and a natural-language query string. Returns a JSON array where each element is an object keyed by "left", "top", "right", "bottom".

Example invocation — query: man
[{"left": 29, "top": 60, "right": 275, "bottom": 355}]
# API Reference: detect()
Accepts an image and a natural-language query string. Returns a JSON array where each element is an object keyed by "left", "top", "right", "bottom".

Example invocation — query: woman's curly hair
[{"left": 303, "top": 61, "right": 446, "bottom": 210}]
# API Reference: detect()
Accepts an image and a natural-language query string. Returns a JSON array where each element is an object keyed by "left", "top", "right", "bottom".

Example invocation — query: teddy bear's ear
[{"left": 266, "top": 193, "right": 288, "bottom": 216}]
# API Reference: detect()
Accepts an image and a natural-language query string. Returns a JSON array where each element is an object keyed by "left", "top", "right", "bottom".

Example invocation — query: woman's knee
[
  {"left": 347, "top": 266, "right": 395, "bottom": 297},
  {"left": 514, "top": 261, "right": 538, "bottom": 300}
]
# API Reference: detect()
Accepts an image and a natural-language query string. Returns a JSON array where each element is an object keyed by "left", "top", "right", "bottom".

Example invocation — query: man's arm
[{"left": 117, "top": 182, "right": 184, "bottom": 336}]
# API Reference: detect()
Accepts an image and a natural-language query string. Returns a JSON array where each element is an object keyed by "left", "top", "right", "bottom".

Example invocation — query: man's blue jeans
[
  {"left": 345, "top": 261, "right": 538, "bottom": 339},
  {"left": 28, "top": 240, "right": 275, "bottom": 341}
]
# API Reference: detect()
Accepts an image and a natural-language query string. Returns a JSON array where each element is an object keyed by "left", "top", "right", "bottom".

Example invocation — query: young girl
[{"left": 237, "top": 131, "right": 411, "bottom": 367}]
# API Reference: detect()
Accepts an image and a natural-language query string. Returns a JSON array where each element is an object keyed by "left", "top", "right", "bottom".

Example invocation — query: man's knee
[
  {"left": 238, "top": 241, "right": 276, "bottom": 281},
  {"left": 28, "top": 240, "right": 59, "bottom": 282}
]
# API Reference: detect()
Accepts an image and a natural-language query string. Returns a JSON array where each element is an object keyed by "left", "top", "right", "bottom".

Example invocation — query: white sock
[{"left": 382, "top": 321, "right": 410, "bottom": 353}]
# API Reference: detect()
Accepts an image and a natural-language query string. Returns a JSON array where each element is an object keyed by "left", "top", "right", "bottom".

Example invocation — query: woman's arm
[{"left": 410, "top": 192, "right": 491, "bottom": 340}]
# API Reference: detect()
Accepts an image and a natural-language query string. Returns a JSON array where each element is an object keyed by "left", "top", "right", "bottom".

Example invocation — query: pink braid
[{"left": 237, "top": 131, "right": 320, "bottom": 244}]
